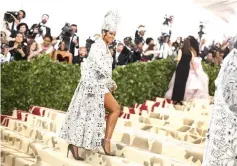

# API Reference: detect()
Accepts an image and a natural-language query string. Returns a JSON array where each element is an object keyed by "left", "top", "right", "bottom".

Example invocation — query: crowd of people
[
  {"left": 1, "top": 9, "right": 237, "bottom": 165},
  {"left": 0, "top": 9, "right": 235, "bottom": 68}
]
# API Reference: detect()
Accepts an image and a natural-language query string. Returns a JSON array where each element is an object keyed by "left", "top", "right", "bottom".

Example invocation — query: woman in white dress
[
  {"left": 203, "top": 40, "right": 237, "bottom": 166},
  {"left": 165, "top": 36, "right": 209, "bottom": 102},
  {"left": 59, "top": 10, "right": 121, "bottom": 160}
]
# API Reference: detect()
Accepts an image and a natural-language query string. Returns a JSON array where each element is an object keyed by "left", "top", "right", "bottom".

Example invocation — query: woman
[
  {"left": 142, "top": 44, "right": 160, "bottom": 61},
  {"left": 8, "top": 32, "right": 27, "bottom": 61},
  {"left": 38, "top": 35, "right": 54, "bottom": 57},
  {"left": 8, "top": 22, "right": 29, "bottom": 45},
  {"left": 203, "top": 40, "right": 237, "bottom": 166},
  {"left": 185, "top": 36, "right": 209, "bottom": 100},
  {"left": 59, "top": 10, "right": 121, "bottom": 160},
  {"left": 212, "top": 50, "right": 223, "bottom": 65},
  {"left": 165, "top": 37, "right": 193, "bottom": 105},
  {"left": 53, "top": 41, "right": 72, "bottom": 64},
  {"left": 27, "top": 40, "right": 39, "bottom": 61}
]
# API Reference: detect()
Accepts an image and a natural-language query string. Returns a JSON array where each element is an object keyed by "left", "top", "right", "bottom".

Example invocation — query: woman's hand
[
  {"left": 17, "top": 48, "right": 25, "bottom": 57},
  {"left": 110, "top": 81, "right": 117, "bottom": 92},
  {"left": 110, "top": 85, "right": 117, "bottom": 92}
]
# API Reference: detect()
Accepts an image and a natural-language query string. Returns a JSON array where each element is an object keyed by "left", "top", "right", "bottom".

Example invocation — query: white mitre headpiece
[{"left": 101, "top": 10, "right": 120, "bottom": 32}]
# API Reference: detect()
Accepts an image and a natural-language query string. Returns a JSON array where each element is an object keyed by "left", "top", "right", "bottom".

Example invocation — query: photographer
[
  {"left": 69, "top": 24, "right": 79, "bottom": 56},
  {"left": 72, "top": 46, "right": 88, "bottom": 65},
  {"left": 30, "top": 14, "right": 51, "bottom": 41},
  {"left": 135, "top": 25, "right": 145, "bottom": 44},
  {"left": 8, "top": 23, "right": 28, "bottom": 44},
  {"left": 161, "top": 15, "right": 173, "bottom": 40},
  {"left": 158, "top": 34, "right": 172, "bottom": 59},
  {"left": 0, "top": 44, "right": 11, "bottom": 63},
  {"left": 117, "top": 37, "right": 134, "bottom": 65},
  {"left": 8, "top": 32, "right": 27, "bottom": 61},
  {"left": 8, "top": 10, "right": 26, "bottom": 33}
]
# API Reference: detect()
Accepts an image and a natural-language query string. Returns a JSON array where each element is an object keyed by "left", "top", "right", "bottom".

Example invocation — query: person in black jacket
[
  {"left": 69, "top": 24, "right": 79, "bottom": 57},
  {"left": 134, "top": 25, "right": 145, "bottom": 44},
  {"left": 31, "top": 14, "right": 51, "bottom": 38},
  {"left": 117, "top": 37, "right": 134, "bottom": 65}
]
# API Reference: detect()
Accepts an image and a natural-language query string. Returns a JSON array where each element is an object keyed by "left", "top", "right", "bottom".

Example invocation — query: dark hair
[
  {"left": 27, "top": 39, "right": 38, "bottom": 55},
  {"left": 15, "top": 32, "right": 24, "bottom": 44},
  {"left": 188, "top": 36, "right": 199, "bottom": 55},
  {"left": 102, "top": 29, "right": 108, "bottom": 33},
  {"left": 101, "top": 29, "right": 110, "bottom": 40},
  {"left": 182, "top": 38, "right": 191, "bottom": 54},
  {"left": 58, "top": 41, "right": 69, "bottom": 51},
  {"left": 71, "top": 24, "right": 77, "bottom": 33},
  {"left": 146, "top": 38, "right": 153, "bottom": 45},
  {"left": 15, "top": 32, "right": 24, "bottom": 38},
  {"left": 147, "top": 44, "right": 156, "bottom": 51},
  {"left": 17, "top": 23, "right": 29, "bottom": 31},
  {"left": 19, "top": 10, "right": 26, "bottom": 18},
  {"left": 43, "top": 35, "right": 53, "bottom": 42},
  {"left": 135, "top": 39, "right": 143, "bottom": 45}
]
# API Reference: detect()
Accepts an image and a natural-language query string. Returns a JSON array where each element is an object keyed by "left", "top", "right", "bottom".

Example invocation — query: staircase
[{"left": 1, "top": 98, "right": 211, "bottom": 166}]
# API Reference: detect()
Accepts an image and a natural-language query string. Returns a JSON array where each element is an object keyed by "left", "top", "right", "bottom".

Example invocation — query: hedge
[{"left": 1, "top": 56, "right": 220, "bottom": 115}]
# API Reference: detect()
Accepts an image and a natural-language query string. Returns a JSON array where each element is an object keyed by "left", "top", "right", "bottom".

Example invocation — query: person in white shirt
[
  {"left": 115, "top": 43, "right": 124, "bottom": 64},
  {"left": 158, "top": 35, "right": 172, "bottom": 59},
  {"left": 30, "top": 14, "right": 51, "bottom": 44},
  {"left": 0, "top": 44, "right": 11, "bottom": 63},
  {"left": 38, "top": 35, "right": 54, "bottom": 57},
  {"left": 9, "top": 10, "right": 26, "bottom": 33}
]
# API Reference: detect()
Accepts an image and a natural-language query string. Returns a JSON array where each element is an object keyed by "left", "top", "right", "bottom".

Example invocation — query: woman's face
[
  {"left": 18, "top": 11, "right": 24, "bottom": 19},
  {"left": 60, "top": 42, "right": 65, "bottom": 50},
  {"left": 19, "top": 25, "right": 27, "bottom": 33},
  {"left": 215, "top": 43, "right": 221, "bottom": 48},
  {"left": 31, "top": 42, "right": 37, "bottom": 51},
  {"left": 15, "top": 34, "right": 23, "bottom": 43},
  {"left": 43, "top": 37, "right": 51, "bottom": 47},
  {"left": 103, "top": 31, "right": 116, "bottom": 45},
  {"left": 216, "top": 51, "right": 220, "bottom": 57},
  {"left": 207, "top": 53, "right": 213, "bottom": 60}
]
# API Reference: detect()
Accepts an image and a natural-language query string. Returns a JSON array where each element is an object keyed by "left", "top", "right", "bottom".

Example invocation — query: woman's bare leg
[{"left": 104, "top": 92, "right": 121, "bottom": 152}]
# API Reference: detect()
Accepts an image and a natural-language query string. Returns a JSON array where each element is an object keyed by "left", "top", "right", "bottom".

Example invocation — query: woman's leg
[{"left": 104, "top": 92, "right": 121, "bottom": 152}]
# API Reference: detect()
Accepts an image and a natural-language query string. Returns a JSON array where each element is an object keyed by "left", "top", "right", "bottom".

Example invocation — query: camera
[
  {"left": 27, "top": 23, "right": 44, "bottom": 39},
  {"left": 163, "top": 15, "right": 173, "bottom": 26},
  {"left": 4, "top": 11, "right": 18, "bottom": 23},
  {"left": 56, "top": 23, "right": 73, "bottom": 43},
  {"left": 61, "top": 23, "right": 73, "bottom": 38},
  {"left": 124, "top": 37, "right": 134, "bottom": 50},
  {"left": 85, "top": 37, "right": 95, "bottom": 53},
  {"left": 109, "top": 40, "right": 117, "bottom": 50},
  {"left": 198, "top": 22, "right": 205, "bottom": 40}
]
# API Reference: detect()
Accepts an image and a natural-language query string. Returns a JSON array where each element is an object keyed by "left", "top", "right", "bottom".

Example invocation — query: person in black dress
[{"left": 172, "top": 38, "right": 192, "bottom": 105}]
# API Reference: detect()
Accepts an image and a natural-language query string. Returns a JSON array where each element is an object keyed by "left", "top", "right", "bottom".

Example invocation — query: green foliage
[
  {"left": 1, "top": 57, "right": 220, "bottom": 115},
  {"left": 202, "top": 62, "right": 220, "bottom": 96}
]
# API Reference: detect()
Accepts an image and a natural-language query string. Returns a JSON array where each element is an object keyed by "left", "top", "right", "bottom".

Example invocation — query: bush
[{"left": 1, "top": 57, "right": 220, "bottom": 115}]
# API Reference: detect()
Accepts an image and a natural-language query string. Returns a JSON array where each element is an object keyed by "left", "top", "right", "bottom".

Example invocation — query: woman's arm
[
  {"left": 175, "top": 49, "right": 182, "bottom": 62},
  {"left": 190, "top": 52, "right": 198, "bottom": 75},
  {"left": 68, "top": 52, "right": 72, "bottom": 64},
  {"left": 17, "top": 48, "right": 25, "bottom": 58},
  {"left": 53, "top": 50, "right": 58, "bottom": 60},
  {"left": 144, "top": 50, "right": 160, "bottom": 56},
  {"left": 90, "top": 43, "right": 116, "bottom": 91}
]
